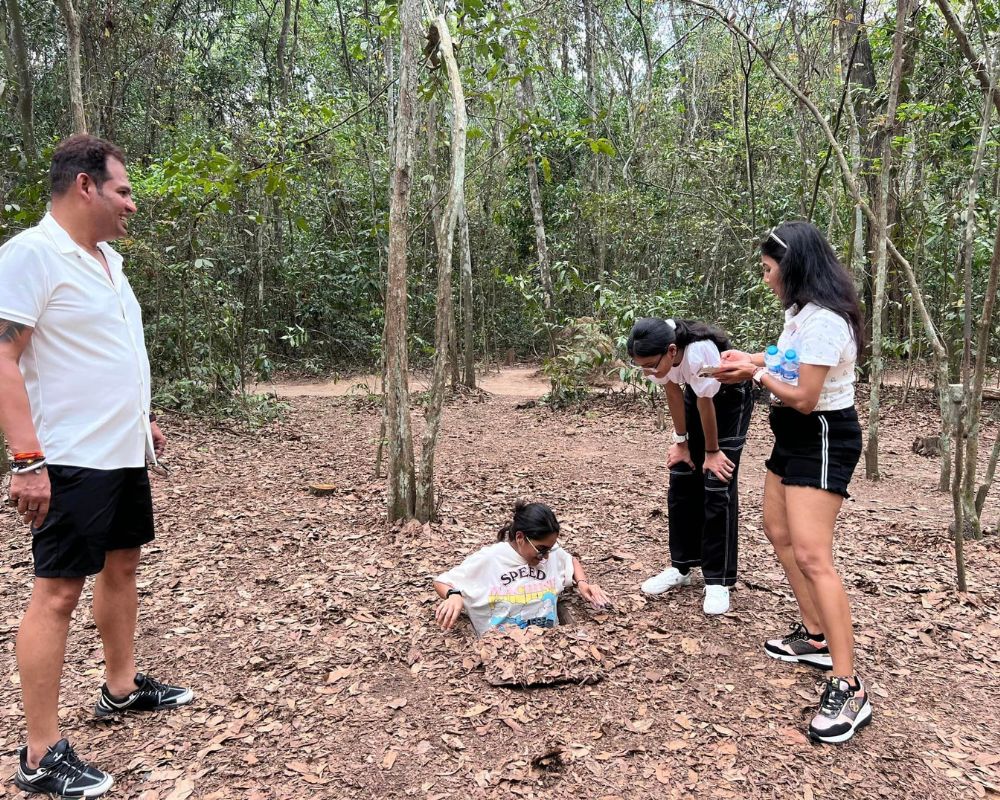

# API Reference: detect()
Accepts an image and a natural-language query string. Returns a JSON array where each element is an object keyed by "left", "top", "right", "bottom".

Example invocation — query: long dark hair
[
  {"left": 497, "top": 500, "right": 560, "bottom": 542},
  {"left": 761, "top": 221, "right": 865, "bottom": 351},
  {"left": 627, "top": 317, "right": 731, "bottom": 359}
]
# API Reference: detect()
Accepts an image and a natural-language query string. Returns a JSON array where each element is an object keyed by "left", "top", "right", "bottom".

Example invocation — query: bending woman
[
  {"left": 715, "top": 221, "right": 869, "bottom": 744},
  {"left": 433, "top": 501, "right": 610, "bottom": 634},
  {"left": 628, "top": 318, "right": 753, "bottom": 615}
]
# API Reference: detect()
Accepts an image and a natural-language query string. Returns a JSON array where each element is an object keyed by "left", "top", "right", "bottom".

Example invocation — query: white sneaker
[
  {"left": 703, "top": 585, "right": 730, "bottom": 615},
  {"left": 640, "top": 567, "right": 692, "bottom": 595}
]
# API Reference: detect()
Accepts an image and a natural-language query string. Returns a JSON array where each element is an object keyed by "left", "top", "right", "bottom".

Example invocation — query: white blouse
[{"left": 777, "top": 303, "right": 856, "bottom": 411}]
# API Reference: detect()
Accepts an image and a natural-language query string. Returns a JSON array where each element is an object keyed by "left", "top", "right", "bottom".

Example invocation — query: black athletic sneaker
[
  {"left": 764, "top": 622, "right": 833, "bottom": 670},
  {"left": 94, "top": 672, "right": 194, "bottom": 717},
  {"left": 14, "top": 738, "right": 113, "bottom": 798}
]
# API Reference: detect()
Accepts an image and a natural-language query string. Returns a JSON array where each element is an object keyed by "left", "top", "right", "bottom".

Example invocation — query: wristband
[
  {"left": 706, "top": 449, "right": 721, "bottom": 454},
  {"left": 149, "top": 412, "right": 157, "bottom": 422},
  {"left": 11, "top": 460, "right": 47, "bottom": 474},
  {"left": 446, "top": 588, "right": 462, "bottom": 598}
]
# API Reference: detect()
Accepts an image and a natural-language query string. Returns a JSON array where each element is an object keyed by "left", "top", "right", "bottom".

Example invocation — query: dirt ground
[
  {"left": 2, "top": 373, "right": 999, "bottom": 800},
  {"left": 255, "top": 365, "right": 551, "bottom": 398}
]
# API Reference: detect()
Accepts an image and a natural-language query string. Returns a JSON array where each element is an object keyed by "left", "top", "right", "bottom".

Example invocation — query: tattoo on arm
[{"left": 0, "top": 318, "right": 28, "bottom": 343}]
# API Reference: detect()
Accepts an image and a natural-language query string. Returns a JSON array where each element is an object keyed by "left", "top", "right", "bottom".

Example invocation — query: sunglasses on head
[{"left": 767, "top": 227, "right": 788, "bottom": 249}]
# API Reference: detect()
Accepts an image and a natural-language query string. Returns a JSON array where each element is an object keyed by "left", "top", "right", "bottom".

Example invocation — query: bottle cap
[
  {"left": 766, "top": 345, "right": 779, "bottom": 354},
  {"left": 785, "top": 349, "right": 797, "bottom": 359}
]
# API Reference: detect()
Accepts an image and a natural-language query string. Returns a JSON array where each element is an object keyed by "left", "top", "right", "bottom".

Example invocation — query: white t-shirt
[
  {"left": 0, "top": 213, "right": 155, "bottom": 468},
  {"left": 645, "top": 338, "right": 722, "bottom": 398},
  {"left": 435, "top": 541, "right": 575, "bottom": 635},
  {"left": 777, "top": 302, "right": 856, "bottom": 411}
]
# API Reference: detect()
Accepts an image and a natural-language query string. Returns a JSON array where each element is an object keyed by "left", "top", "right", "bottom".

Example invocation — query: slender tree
[
  {"left": 416, "top": 11, "right": 467, "bottom": 522},
  {"left": 2, "top": 0, "right": 34, "bottom": 158},
  {"left": 384, "top": 0, "right": 422, "bottom": 522},
  {"left": 55, "top": 0, "right": 86, "bottom": 133}
]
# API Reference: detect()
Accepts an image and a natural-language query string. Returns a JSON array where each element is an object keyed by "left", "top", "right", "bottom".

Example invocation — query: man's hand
[
  {"left": 435, "top": 593, "right": 464, "bottom": 630},
  {"left": 667, "top": 442, "right": 695, "bottom": 469},
  {"left": 577, "top": 581, "right": 611, "bottom": 609},
  {"left": 9, "top": 467, "right": 51, "bottom": 527},
  {"left": 151, "top": 420, "right": 166, "bottom": 457},
  {"left": 703, "top": 449, "right": 736, "bottom": 482}
]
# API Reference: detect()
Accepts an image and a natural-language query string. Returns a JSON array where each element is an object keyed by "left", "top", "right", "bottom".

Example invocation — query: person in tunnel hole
[{"left": 433, "top": 500, "right": 610, "bottom": 635}]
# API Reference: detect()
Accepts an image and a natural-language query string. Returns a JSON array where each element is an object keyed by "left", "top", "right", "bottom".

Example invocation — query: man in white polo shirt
[{"left": 0, "top": 135, "right": 193, "bottom": 798}]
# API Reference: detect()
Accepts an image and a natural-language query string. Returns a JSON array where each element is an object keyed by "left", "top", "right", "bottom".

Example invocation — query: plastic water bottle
[
  {"left": 764, "top": 345, "right": 782, "bottom": 378},
  {"left": 781, "top": 349, "right": 800, "bottom": 384}
]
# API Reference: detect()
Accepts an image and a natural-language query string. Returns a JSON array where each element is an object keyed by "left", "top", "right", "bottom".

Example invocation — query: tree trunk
[
  {"left": 276, "top": 0, "right": 293, "bottom": 101},
  {"left": 383, "top": 0, "right": 421, "bottom": 523},
  {"left": 55, "top": 0, "right": 86, "bottom": 133},
  {"left": 956, "top": 53, "right": 1000, "bottom": 540},
  {"left": 945, "top": 383, "right": 968, "bottom": 591},
  {"left": 838, "top": 0, "right": 877, "bottom": 370},
  {"left": 459, "top": 196, "right": 475, "bottom": 388},
  {"left": 415, "top": 14, "right": 467, "bottom": 523},
  {"left": 3, "top": 0, "right": 35, "bottom": 158},
  {"left": 513, "top": 54, "right": 556, "bottom": 356},
  {"left": 864, "top": 0, "right": 909, "bottom": 480}
]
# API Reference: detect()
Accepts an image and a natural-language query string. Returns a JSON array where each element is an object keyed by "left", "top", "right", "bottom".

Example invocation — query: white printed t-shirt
[
  {"left": 777, "top": 302, "right": 856, "bottom": 411},
  {"left": 646, "top": 338, "right": 722, "bottom": 398},
  {"left": 436, "top": 541, "right": 575, "bottom": 635},
  {"left": 0, "top": 213, "right": 155, "bottom": 468}
]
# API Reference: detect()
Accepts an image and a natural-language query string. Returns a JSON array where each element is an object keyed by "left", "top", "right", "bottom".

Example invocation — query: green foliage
[{"left": 2, "top": 0, "right": 1000, "bottom": 418}]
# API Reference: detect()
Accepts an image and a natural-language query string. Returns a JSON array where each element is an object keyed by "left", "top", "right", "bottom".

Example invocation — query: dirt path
[
  {"left": 2, "top": 388, "right": 999, "bottom": 799},
  {"left": 258, "top": 366, "right": 551, "bottom": 398}
]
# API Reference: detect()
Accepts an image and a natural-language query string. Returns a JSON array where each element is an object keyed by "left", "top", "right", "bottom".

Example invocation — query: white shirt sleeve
[
  {"left": 553, "top": 548, "right": 575, "bottom": 590},
  {"left": 435, "top": 547, "right": 489, "bottom": 592},
  {"left": 797, "top": 311, "right": 852, "bottom": 367},
  {"left": 0, "top": 239, "right": 49, "bottom": 326},
  {"left": 684, "top": 340, "right": 722, "bottom": 398}
]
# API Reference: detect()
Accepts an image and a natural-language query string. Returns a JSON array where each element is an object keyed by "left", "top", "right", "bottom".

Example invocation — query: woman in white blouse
[
  {"left": 716, "top": 221, "right": 869, "bottom": 745},
  {"left": 627, "top": 318, "right": 753, "bottom": 615}
]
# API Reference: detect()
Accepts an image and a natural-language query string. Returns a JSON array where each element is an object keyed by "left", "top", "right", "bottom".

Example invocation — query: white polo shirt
[{"left": 0, "top": 213, "right": 154, "bottom": 469}]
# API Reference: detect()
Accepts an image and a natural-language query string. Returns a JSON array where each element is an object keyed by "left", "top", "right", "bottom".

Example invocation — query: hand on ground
[
  {"left": 435, "top": 593, "right": 464, "bottom": 630},
  {"left": 577, "top": 581, "right": 611, "bottom": 609}
]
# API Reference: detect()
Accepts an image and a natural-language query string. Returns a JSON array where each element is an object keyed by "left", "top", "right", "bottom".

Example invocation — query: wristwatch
[
  {"left": 752, "top": 367, "right": 767, "bottom": 387},
  {"left": 446, "top": 588, "right": 462, "bottom": 598},
  {"left": 671, "top": 431, "right": 689, "bottom": 444}
]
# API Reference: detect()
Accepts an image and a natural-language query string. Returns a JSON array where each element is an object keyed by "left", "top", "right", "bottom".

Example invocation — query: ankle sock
[{"left": 806, "top": 629, "right": 825, "bottom": 642}]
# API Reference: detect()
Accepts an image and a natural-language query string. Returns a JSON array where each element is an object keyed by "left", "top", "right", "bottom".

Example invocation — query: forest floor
[{"left": 2, "top": 370, "right": 1000, "bottom": 800}]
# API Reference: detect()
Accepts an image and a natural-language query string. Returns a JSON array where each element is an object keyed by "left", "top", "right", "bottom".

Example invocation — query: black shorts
[
  {"left": 765, "top": 407, "right": 862, "bottom": 498},
  {"left": 31, "top": 465, "right": 155, "bottom": 578}
]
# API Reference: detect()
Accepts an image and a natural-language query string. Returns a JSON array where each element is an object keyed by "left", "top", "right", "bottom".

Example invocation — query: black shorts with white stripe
[{"left": 765, "top": 406, "right": 862, "bottom": 498}]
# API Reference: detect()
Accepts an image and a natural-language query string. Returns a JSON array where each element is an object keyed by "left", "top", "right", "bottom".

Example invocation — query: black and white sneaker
[
  {"left": 94, "top": 672, "right": 194, "bottom": 717},
  {"left": 764, "top": 622, "right": 833, "bottom": 670},
  {"left": 14, "top": 738, "right": 113, "bottom": 798}
]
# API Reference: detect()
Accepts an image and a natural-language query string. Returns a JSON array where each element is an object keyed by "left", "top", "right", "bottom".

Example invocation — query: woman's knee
[
  {"left": 763, "top": 517, "right": 791, "bottom": 549},
  {"left": 791, "top": 543, "right": 835, "bottom": 580}
]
